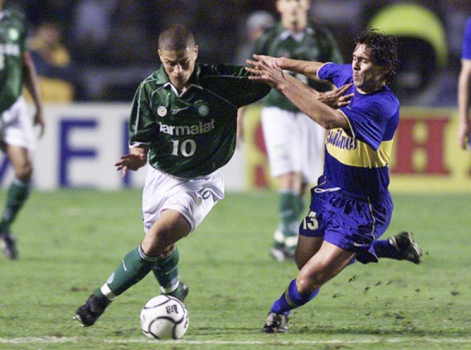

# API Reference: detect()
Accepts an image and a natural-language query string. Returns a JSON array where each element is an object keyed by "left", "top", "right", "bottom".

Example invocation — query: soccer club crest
[
  {"left": 194, "top": 101, "right": 209, "bottom": 117},
  {"left": 157, "top": 106, "right": 167, "bottom": 117}
]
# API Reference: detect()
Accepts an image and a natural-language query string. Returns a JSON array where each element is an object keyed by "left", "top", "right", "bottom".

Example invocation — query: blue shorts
[{"left": 299, "top": 177, "right": 393, "bottom": 263}]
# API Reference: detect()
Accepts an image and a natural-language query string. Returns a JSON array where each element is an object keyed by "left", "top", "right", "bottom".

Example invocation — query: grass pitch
[{"left": 0, "top": 189, "right": 470, "bottom": 349}]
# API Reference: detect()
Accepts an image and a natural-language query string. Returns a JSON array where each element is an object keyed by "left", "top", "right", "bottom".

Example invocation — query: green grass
[{"left": 0, "top": 189, "right": 470, "bottom": 349}]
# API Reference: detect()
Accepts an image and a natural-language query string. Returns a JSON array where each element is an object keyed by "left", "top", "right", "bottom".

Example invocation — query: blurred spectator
[
  {"left": 29, "top": 21, "right": 80, "bottom": 102},
  {"left": 309, "top": 0, "right": 364, "bottom": 61},
  {"left": 189, "top": 1, "right": 244, "bottom": 63},
  {"left": 12, "top": 0, "right": 467, "bottom": 105},
  {"left": 104, "top": 0, "right": 155, "bottom": 66},
  {"left": 234, "top": 11, "right": 275, "bottom": 65},
  {"left": 21, "top": 0, "right": 75, "bottom": 39},
  {"left": 70, "top": 0, "right": 118, "bottom": 66}
]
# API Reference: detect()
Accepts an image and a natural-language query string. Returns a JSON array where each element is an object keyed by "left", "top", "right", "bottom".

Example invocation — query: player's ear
[
  {"left": 193, "top": 45, "right": 199, "bottom": 59},
  {"left": 381, "top": 62, "right": 392, "bottom": 77}
]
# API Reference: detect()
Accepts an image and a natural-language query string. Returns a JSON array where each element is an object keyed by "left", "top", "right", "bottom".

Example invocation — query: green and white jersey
[
  {"left": 253, "top": 21, "right": 343, "bottom": 112},
  {"left": 129, "top": 63, "right": 270, "bottom": 178},
  {"left": 0, "top": 10, "right": 27, "bottom": 113}
]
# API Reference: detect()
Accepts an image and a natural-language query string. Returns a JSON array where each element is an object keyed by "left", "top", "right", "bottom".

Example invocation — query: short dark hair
[
  {"left": 158, "top": 24, "right": 196, "bottom": 51},
  {"left": 355, "top": 29, "right": 399, "bottom": 84}
]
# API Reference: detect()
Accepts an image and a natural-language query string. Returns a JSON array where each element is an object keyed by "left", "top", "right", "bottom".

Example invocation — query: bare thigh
[{"left": 295, "top": 234, "right": 323, "bottom": 269}]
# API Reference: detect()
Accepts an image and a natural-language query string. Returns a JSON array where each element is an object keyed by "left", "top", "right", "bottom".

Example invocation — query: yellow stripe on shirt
[{"left": 325, "top": 128, "right": 393, "bottom": 168}]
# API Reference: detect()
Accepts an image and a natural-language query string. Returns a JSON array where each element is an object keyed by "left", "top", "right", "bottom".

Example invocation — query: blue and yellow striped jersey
[{"left": 318, "top": 63, "right": 400, "bottom": 198}]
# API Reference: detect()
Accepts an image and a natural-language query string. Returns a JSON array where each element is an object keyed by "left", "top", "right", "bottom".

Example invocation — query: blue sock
[
  {"left": 270, "top": 279, "right": 319, "bottom": 315},
  {"left": 373, "top": 239, "right": 401, "bottom": 259}
]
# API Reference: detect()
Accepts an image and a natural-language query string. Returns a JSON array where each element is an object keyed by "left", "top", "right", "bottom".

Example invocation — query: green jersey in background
[
  {"left": 0, "top": 10, "right": 27, "bottom": 113},
  {"left": 253, "top": 21, "right": 343, "bottom": 112}
]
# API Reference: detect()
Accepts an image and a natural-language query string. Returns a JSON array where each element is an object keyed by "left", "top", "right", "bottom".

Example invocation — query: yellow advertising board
[{"left": 243, "top": 105, "right": 471, "bottom": 193}]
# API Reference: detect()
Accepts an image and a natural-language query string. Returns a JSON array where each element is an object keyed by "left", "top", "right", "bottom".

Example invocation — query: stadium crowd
[{"left": 8, "top": 0, "right": 471, "bottom": 105}]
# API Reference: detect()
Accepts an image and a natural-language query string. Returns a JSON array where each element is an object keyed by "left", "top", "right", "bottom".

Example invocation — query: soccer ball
[{"left": 140, "top": 295, "right": 189, "bottom": 340}]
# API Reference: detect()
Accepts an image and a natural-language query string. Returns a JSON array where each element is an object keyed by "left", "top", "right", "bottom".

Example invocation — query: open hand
[
  {"left": 320, "top": 84, "right": 354, "bottom": 108},
  {"left": 115, "top": 153, "right": 147, "bottom": 178}
]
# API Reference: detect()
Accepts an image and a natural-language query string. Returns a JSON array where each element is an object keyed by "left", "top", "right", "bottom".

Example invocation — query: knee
[
  {"left": 16, "top": 163, "right": 33, "bottom": 182},
  {"left": 141, "top": 236, "right": 175, "bottom": 258},
  {"left": 158, "top": 244, "right": 175, "bottom": 259},
  {"left": 296, "top": 273, "right": 316, "bottom": 295}
]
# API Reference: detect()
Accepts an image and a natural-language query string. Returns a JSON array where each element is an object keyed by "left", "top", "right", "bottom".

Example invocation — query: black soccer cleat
[
  {"left": 263, "top": 312, "right": 289, "bottom": 333},
  {"left": 389, "top": 231, "right": 423, "bottom": 264},
  {"left": 0, "top": 233, "right": 18, "bottom": 260},
  {"left": 74, "top": 294, "right": 112, "bottom": 327},
  {"left": 177, "top": 283, "right": 189, "bottom": 302},
  {"left": 163, "top": 282, "right": 189, "bottom": 302}
]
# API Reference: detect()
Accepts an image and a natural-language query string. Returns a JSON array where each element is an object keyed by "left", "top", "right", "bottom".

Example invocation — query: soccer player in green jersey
[
  {"left": 0, "top": 1, "right": 44, "bottom": 260},
  {"left": 244, "top": 0, "right": 344, "bottom": 261},
  {"left": 73, "top": 24, "right": 273, "bottom": 327}
]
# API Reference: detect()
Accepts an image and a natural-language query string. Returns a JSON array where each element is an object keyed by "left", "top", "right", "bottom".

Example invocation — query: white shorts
[
  {"left": 0, "top": 97, "right": 36, "bottom": 150},
  {"left": 141, "top": 166, "right": 225, "bottom": 233},
  {"left": 261, "top": 107, "right": 325, "bottom": 184}
]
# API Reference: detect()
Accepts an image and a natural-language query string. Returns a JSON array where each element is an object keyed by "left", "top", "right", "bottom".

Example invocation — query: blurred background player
[
  {"left": 235, "top": 10, "right": 275, "bottom": 66},
  {"left": 458, "top": 16, "right": 471, "bottom": 149},
  {"left": 246, "top": 0, "right": 343, "bottom": 261},
  {"left": 0, "top": 0, "right": 44, "bottom": 259}
]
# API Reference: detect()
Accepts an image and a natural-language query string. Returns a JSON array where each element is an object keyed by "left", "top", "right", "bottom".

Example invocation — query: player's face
[
  {"left": 351, "top": 44, "right": 388, "bottom": 94},
  {"left": 158, "top": 46, "right": 198, "bottom": 91},
  {"left": 276, "top": 0, "right": 310, "bottom": 23}
]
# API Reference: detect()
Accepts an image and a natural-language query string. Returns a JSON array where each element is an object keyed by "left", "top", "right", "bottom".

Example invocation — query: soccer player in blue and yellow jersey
[
  {"left": 247, "top": 29, "right": 422, "bottom": 333},
  {"left": 0, "top": 0, "right": 44, "bottom": 259},
  {"left": 73, "top": 24, "right": 272, "bottom": 327}
]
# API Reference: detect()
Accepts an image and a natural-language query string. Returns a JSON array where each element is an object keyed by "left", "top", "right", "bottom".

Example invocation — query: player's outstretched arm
[
  {"left": 115, "top": 145, "right": 149, "bottom": 178},
  {"left": 249, "top": 55, "right": 326, "bottom": 82},
  {"left": 247, "top": 56, "right": 349, "bottom": 130},
  {"left": 23, "top": 51, "right": 45, "bottom": 138}
]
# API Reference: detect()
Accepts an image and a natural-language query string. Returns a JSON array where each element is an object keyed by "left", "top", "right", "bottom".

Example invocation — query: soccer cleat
[
  {"left": 0, "top": 233, "right": 18, "bottom": 260},
  {"left": 74, "top": 294, "right": 112, "bottom": 327},
  {"left": 177, "top": 283, "right": 189, "bottom": 302},
  {"left": 270, "top": 246, "right": 295, "bottom": 262},
  {"left": 270, "top": 230, "right": 297, "bottom": 262},
  {"left": 165, "top": 282, "right": 189, "bottom": 302},
  {"left": 263, "top": 312, "right": 289, "bottom": 333},
  {"left": 389, "top": 231, "right": 423, "bottom": 264}
]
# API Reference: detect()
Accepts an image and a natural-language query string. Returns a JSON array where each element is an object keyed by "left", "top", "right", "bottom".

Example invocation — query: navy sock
[{"left": 271, "top": 279, "right": 319, "bottom": 315}]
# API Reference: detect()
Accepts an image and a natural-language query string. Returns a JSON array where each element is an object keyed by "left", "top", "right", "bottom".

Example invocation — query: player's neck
[{"left": 282, "top": 16, "right": 307, "bottom": 33}]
